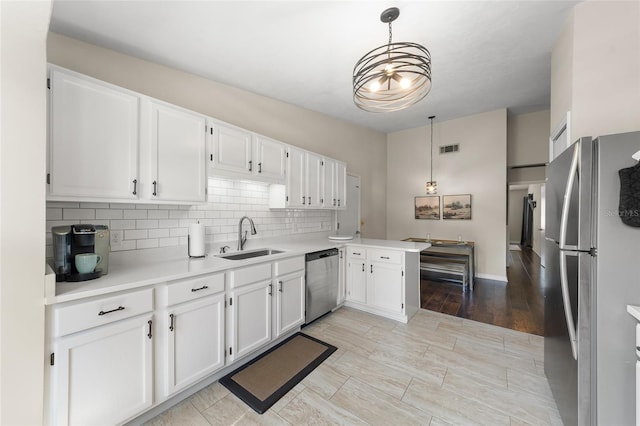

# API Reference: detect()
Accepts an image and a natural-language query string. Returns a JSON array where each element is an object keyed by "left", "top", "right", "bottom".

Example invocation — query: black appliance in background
[{"left": 52, "top": 224, "right": 109, "bottom": 282}]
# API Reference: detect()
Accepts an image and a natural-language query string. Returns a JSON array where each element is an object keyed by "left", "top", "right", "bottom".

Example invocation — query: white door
[
  {"left": 49, "top": 67, "right": 139, "bottom": 200},
  {"left": 51, "top": 315, "right": 153, "bottom": 426},
  {"left": 337, "top": 175, "right": 361, "bottom": 236},
  {"left": 286, "top": 147, "right": 306, "bottom": 208},
  {"left": 166, "top": 294, "right": 225, "bottom": 396},
  {"left": 275, "top": 272, "right": 305, "bottom": 337},
  {"left": 368, "top": 262, "right": 403, "bottom": 314},
  {"left": 255, "top": 135, "right": 286, "bottom": 182},
  {"left": 337, "top": 248, "right": 346, "bottom": 305},
  {"left": 306, "top": 152, "right": 323, "bottom": 207},
  {"left": 228, "top": 281, "right": 272, "bottom": 362},
  {"left": 210, "top": 122, "right": 253, "bottom": 175},
  {"left": 346, "top": 259, "right": 367, "bottom": 304},
  {"left": 150, "top": 102, "right": 206, "bottom": 202}
]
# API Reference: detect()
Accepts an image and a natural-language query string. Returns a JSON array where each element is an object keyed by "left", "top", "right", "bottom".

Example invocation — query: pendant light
[
  {"left": 353, "top": 7, "right": 432, "bottom": 113},
  {"left": 426, "top": 115, "right": 437, "bottom": 194}
]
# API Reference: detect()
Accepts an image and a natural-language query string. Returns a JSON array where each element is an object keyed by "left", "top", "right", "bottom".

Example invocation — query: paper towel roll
[{"left": 188, "top": 222, "right": 205, "bottom": 258}]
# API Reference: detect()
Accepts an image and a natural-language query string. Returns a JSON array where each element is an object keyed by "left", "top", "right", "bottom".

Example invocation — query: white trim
[
  {"left": 549, "top": 111, "right": 571, "bottom": 162},
  {"left": 476, "top": 273, "right": 508, "bottom": 282}
]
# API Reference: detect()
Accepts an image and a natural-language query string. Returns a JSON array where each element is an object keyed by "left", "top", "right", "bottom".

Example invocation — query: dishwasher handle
[{"left": 305, "top": 248, "right": 339, "bottom": 262}]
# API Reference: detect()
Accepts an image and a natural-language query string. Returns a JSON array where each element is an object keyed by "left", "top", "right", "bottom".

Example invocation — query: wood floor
[{"left": 420, "top": 246, "right": 545, "bottom": 335}]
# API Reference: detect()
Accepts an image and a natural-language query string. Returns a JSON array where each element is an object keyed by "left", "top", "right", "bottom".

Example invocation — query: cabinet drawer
[
  {"left": 367, "top": 249, "right": 402, "bottom": 264},
  {"left": 347, "top": 247, "right": 366, "bottom": 259},
  {"left": 167, "top": 272, "right": 225, "bottom": 306},
  {"left": 274, "top": 256, "right": 304, "bottom": 276},
  {"left": 53, "top": 288, "right": 154, "bottom": 337},
  {"left": 228, "top": 262, "right": 272, "bottom": 288}
]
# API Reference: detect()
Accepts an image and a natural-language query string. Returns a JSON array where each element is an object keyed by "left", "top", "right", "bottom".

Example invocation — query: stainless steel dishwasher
[{"left": 305, "top": 248, "right": 339, "bottom": 324}]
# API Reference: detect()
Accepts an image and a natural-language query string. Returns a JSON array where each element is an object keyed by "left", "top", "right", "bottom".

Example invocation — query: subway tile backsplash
[{"left": 46, "top": 178, "right": 334, "bottom": 257}]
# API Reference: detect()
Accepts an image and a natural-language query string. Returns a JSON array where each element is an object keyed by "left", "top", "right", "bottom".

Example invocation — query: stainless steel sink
[{"left": 216, "top": 248, "right": 283, "bottom": 260}]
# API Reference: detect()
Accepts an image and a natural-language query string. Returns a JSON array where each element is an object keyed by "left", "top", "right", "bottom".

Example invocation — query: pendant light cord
[{"left": 429, "top": 115, "right": 435, "bottom": 182}]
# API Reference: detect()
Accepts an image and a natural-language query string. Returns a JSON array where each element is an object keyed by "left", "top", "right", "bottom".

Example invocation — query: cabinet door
[
  {"left": 322, "top": 158, "right": 336, "bottom": 208},
  {"left": 275, "top": 272, "right": 305, "bottom": 337},
  {"left": 227, "top": 281, "right": 272, "bottom": 362},
  {"left": 49, "top": 67, "right": 139, "bottom": 200},
  {"left": 51, "top": 314, "right": 153, "bottom": 426},
  {"left": 306, "top": 152, "right": 323, "bottom": 208},
  {"left": 335, "top": 161, "right": 347, "bottom": 209},
  {"left": 286, "top": 146, "right": 306, "bottom": 208},
  {"left": 346, "top": 259, "right": 367, "bottom": 304},
  {"left": 166, "top": 294, "right": 225, "bottom": 396},
  {"left": 210, "top": 122, "right": 253, "bottom": 175},
  {"left": 150, "top": 102, "right": 206, "bottom": 202},
  {"left": 368, "top": 262, "right": 404, "bottom": 314},
  {"left": 337, "top": 248, "right": 346, "bottom": 305},
  {"left": 255, "top": 135, "right": 286, "bottom": 182}
]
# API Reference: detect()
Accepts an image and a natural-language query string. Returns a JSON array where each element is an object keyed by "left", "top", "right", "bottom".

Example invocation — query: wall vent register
[{"left": 439, "top": 144, "right": 460, "bottom": 154}]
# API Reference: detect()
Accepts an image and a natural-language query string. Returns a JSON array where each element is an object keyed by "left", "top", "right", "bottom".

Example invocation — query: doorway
[{"left": 336, "top": 174, "right": 361, "bottom": 236}]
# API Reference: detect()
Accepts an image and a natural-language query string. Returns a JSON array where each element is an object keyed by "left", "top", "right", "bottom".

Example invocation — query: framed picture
[
  {"left": 443, "top": 194, "right": 472, "bottom": 220},
  {"left": 415, "top": 196, "right": 440, "bottom": 220}
]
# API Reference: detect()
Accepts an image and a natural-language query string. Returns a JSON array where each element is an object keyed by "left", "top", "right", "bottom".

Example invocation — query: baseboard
[{"left": 475, "top": 273, "right": 508, "bottom": 282}]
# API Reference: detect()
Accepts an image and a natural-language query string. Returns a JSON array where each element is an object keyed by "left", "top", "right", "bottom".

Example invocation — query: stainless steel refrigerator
[{"left": 545, "top": 131, "right": 640, "bottom": 425}]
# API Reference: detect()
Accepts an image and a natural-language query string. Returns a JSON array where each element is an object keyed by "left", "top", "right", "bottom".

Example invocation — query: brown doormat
[{"left": 219, "top": 332, "right": 337, "bottom": 414}]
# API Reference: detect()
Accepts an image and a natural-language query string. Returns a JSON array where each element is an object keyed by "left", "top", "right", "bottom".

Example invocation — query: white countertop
[
  {"left": 46, "top": 232, "right": 429, "bottom": 305},
  {"left": 627, "top": 305, "right": 640, "bottom": 321}
]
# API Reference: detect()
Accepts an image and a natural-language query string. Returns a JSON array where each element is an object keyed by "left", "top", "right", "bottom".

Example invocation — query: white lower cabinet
[
  {"left": 163, "top": 273, "right": 225, "bottom": 396},
  {"left": 273, "top": 256, "right": 306, "bottom": 337},
  {"left": 227, "top": 280, "right": 273, "bottom": 362},
  {"left": 344, "top": 246, "right": 409, "bottom": 322},
  {"left": 337, "top": 247, "right": 346, "bottom": 305},
  {"left": 46, "top": 288, "right": 155, "bottom": 426}
]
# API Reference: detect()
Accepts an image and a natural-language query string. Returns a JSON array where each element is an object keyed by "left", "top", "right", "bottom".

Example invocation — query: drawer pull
[
  {"left": 353, "top": 252, "right": 361, "bottom": 256},
  {"left": 169, "top": 313, "right": 175, "bottom": 332},
  {"left": 98, "top": 306, "right": 125, "bottom": 316},
  {"left": 191, "top": 285, "right": 209, "bottom": 292},
  {"left": 380, "top": 256, "right": 390, "bottom": 259}
]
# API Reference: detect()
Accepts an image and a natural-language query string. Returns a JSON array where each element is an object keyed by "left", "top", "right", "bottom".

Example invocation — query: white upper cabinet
[
  {"left": 48, "top": 65, "right": 206, "bottom": 204},
  {"left": 147, "top": 101, "right": 206, "bottom": 203},
  {"left": 48, "top": 66, "right": 139, "bottom": 200},
  {"left": 305, "top": 152, "right": 323, "bottom": 208},
  {"left": 286, "top": 146, "right": 306, "bottom": 208},
  {"left": 209, "top": 121, "right": 253, "bottom": 175},
  {"left": 208, "top": 121, "right": 287, "bottom": 183},
  {"left": 254, "top": 135, "right": 287, "bottom": 181},
  {"left": 322, "top": 158, "right": 336, "bottom": 208},
  {"left": 335, "top": 161, "right": 347, "bottom": 209}
]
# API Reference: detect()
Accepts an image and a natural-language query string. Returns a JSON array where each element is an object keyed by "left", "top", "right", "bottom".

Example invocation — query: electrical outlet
[{"left": 110, "top": 230, "right": 123, "bottom": 249}]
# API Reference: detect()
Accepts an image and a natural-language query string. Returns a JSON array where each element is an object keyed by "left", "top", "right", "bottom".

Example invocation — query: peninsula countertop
[{"left": 45, "top": 233, "right": 429, "bottom": 305}]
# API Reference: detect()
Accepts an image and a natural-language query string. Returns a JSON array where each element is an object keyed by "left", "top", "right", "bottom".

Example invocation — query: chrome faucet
[{"left": 237, "top": 216, "right": 257, "bottom": 251}]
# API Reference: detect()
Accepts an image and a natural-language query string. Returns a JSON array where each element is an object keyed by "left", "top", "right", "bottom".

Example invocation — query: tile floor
[{"left": 144, "top": 307, "right": 562, "bottom": 425}]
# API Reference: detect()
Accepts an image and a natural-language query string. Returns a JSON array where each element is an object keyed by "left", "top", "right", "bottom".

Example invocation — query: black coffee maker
[{"left": 52, "top": 224, "right": 108, "bottom": 282}]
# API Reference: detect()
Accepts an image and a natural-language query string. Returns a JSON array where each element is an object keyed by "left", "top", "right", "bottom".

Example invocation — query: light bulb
[
  {"left": 370, "top": 80, "right": 381, "bottom": 92},
  {"left": 384, "top": 63, "right": 394, "bottom": 74},
  {"left": 400, "top": 77, "right": 411, "bottom": 89}
]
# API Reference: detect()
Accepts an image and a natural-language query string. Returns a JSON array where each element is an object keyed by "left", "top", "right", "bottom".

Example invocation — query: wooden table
[{"left": 403, "top": 238, "right": 475, "bottom": 291}]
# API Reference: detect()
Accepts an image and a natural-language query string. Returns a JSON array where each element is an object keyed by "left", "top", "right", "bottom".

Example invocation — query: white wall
[
  {"left": 0, "top": 1, "right": 51, "bottom": 424},
  {"left": 507, "top": 110, "right": 550, "bottom": 184},
  {"left": 508, "top": 189, "right": 527, "bottom": 244},
  {"left": 386, "top": 109, "right": 508, "bottom": 281},
  {"left": 46, "top": 33, "right": 388, "bottom": 239},
  {"left": 551, "top": 0, "right": 640, "bottom": 139}
]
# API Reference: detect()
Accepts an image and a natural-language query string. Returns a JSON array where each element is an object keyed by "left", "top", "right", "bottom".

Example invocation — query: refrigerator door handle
[
  {"left": 560, "top": 250, "right": 578, "bottom": 360},
  {"left": 559, "top": 143, "right": 580, "bottom": 250}
]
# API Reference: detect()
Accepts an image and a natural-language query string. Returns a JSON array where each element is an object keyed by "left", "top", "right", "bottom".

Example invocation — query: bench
[{"left": 420, "top": 255, "right": 471, "bottom": 292}]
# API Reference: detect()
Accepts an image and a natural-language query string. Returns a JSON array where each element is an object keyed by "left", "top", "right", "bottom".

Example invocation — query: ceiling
[{"left": 49, "top": 0, "right": 580, "bottom": 134}]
